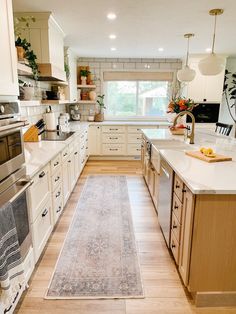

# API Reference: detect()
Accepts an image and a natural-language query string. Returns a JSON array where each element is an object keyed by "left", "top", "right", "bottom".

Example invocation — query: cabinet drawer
[
  {"left": 102, "top": 133, "right": 126, "bottom": 144},
  {"left": 32, "top": 196, "right": 52, "bottom": 263},
  {"left": 50, "top": 153, "right": 61, "bottom": 174},
  {"left": 127, "top": 125, "right": 157, "bottom": 133},
  {"left": 171, "top": 230, "right": 180, "bottom": 265},
  {"left": 173, "top": 193, "right": 182, "bottom": 222},
  {"left": 174, "top": 174, "right": 184, "bottom": 202},
  {"left": 61, "top": 146, "right": 69, "bottom": 161},
  {"left": 102, "top": 126, "right": 125, "bottom": 133},
  {"left": 22, "top": 247, "right": 34, "bottom": 283},
  {"left": 28, "top": 164, "right": 50, "bottom": 223},
  {"left": 51, "top": 168, "right": 62, "bottom": 191},
  {"left": 52, "top": 184, "right": 63, "bottom": 225},
  {"left": 127, "top": 133, "right": 142, "bottom": 143},
  {"left": 171, "top": 212, "right": 181, "bottom": 243},
  {"left": 102, "top": 144, "right": 126, "bottom": 155},
  {"left": 127, "top": 144, "right": 142, "bottom": 155},
  {"left": 80, "top": 130, "right": 88, "bottom": 143}
]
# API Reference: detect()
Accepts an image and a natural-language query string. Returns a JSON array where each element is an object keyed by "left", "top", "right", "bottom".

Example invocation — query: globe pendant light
[
  {"left": 199, "top": 9, "right": 225, "bottom": 76},
  {"left": 177, "top": 34, "right": 196, "bottom": 82}
]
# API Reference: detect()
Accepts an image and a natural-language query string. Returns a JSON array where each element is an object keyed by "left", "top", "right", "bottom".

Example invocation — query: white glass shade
[
  {"left": 198, "top": 53, "right": 225, "bottom": 75},
  {"left": 177, "top": 65, "right": 196, "bottom": 82}
]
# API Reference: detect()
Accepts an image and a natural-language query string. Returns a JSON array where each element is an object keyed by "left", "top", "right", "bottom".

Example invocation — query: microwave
[{"left": 186, "top": 103, "right": 220, "bottom": 123}]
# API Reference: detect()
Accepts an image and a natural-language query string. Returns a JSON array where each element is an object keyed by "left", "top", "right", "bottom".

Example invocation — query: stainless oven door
[
  {"left": 0, "top": 126, "right": 25, "bottom": 182},
  {"left": 0, "top": 178, "right": 33, "bottom": 259}
]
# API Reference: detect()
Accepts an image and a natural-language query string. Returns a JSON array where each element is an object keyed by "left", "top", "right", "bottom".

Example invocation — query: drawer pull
[
  {"left": 136, "top": 149, "right": 141, "bottom": 151},
  {"left": 174, "top": 204, "right": 179, "bottom": 209},
  {"left": 74, "top": 151, "right": 78, "bottom": 155},
  {"left": 175, "top": 184, "right": 180, "bottom": 189},
  {"left": 56, "top": 191, "right": 61, "bottom": 198},
  {"left": 55, "top": 176, "right": 60, "bottom": 182},
  {"left": 39, "top": 171, "right": 45, "bottom": 178},
  {"left": 171, "top": 244, "right": 176, "bottom": 249},
  {"left": 109, "top": 148, "right": 118, "bottom": 151},
  {"left": 109, "top": 128, "right": 118, "bottom": 131},
  {"left": 42, "top": 209, "right": 48, "bottom": 217},
  {"left": 173, "top": 225, "right": 178, "bottom": 229},
  {"left": 56, "top": 206, "right": 62, "bottom": 213},
  {"left": 81, "top": 159, "right": 85, "bottom": 163},
  {"left": 68, "top": 160, "right": 71, "bottom": 163},
  {"left": 63, "top": 152, "right": 68, "bottom": 157},
  {"left": 86, "top": 146, "right": 88, "bottom": 149},
  {"left": 81, "top": 145, "right": 85, "bottom": 150},
  {"left": 182, "top": 189, "right": 187, "bottom": 193},
  {"left": 109, "top": 137, "right": 118, "bottom": 140},
  {"left": 54, "top": 161, "right": 59, "bottom": 167}
]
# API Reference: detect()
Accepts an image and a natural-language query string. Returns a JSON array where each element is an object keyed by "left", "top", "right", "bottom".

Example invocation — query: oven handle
[{"left": 9, "top": 180, "right": 33, "bottom": 204}]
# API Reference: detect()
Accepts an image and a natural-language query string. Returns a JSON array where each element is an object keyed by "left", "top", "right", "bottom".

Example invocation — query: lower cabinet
[
  {"left": 31, "top": 194, "right": 53, "bottom": 263},
  {"left": 62, "top": 155, "right": 71, "bottom": 205}
]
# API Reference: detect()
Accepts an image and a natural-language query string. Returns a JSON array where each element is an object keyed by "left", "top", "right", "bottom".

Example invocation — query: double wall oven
[{"left": 0, "top": 102, "right": 32, "bottom": 259}]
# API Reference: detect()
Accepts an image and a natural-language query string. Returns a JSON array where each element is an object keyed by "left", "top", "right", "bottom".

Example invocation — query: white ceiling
[{"left": 12, "top": 0, "right": 236, "bottom": 58}]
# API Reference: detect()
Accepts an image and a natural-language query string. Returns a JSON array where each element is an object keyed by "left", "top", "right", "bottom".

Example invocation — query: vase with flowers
[{"left": 167, "top": 97, "right": 195, "bottom": 125}]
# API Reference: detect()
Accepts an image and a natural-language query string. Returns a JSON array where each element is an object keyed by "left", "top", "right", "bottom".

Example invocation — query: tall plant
[{"left": 223, "top": 69, "right": 236, "bottom": 136}]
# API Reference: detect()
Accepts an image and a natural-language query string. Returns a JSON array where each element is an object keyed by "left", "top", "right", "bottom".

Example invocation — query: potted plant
[
  {"left": 80, "top": 69, "right": 91, "bottom": 85},
  {"left": 95, "top": 94, "right": 106, "bottom": 122}
]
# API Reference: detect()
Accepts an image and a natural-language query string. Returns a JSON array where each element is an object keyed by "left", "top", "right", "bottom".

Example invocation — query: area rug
[{"left": 46, "top": 175, "right": 144, "bottom": 299}]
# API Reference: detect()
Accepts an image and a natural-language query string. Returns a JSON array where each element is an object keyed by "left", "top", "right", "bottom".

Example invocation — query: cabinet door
[
  {"left": 179, "top": 186, "right": 195, "bottom": 285},
  {"left": 0, "top": 0, "right": 18, "bottom": 96},
  {"left": 62, "top": 158, "right": 70, "bottom": 204},
  {"left": 65, "top": 48, "right": 77, "bottom": 101},
  {"left": 73, "top": 148, "right": 80, "bottom": 180},
  {"left": 88, "top": 125, "right": 101, "bottom": 155},
  {"left": 152, "top": 170, "right": 159, "bottom": 210}
]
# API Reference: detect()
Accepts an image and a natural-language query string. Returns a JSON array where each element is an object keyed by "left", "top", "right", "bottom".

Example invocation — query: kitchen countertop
[
  {"left": 141, "top": 128, "right": 236, "bottom": 194},
  {"left": 89, "top": 120, "right": 171, "bottom": 126}
]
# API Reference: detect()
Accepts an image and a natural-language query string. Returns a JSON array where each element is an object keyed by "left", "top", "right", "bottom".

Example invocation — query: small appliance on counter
[
  {"left": 68, "top": 104, "right": 81, "bottom": 121},
  {"left": 58, "top": 113, "right": 70, "bottom": 132}
]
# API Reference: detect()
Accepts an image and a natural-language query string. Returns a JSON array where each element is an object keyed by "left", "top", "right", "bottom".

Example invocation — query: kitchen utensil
[{"left": 185, "top": 151, "right": 232, "bottom": 163}]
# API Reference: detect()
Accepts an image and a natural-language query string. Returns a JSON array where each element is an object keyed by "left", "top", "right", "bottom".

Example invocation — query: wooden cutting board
[{"left": 185, "top": 151, "right": 232, "bottom": 163}]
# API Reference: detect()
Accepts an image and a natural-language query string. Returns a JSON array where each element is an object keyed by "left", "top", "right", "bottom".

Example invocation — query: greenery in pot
[
  {"left": 223, "top": 69, "right": 236, "bottom": 136},
  {"left": 80, "top": 69, "right": 91, "bottom": 77},
  {"left": 96, "top": 94, "right": 106, "bottom": 113},
  {"left": 14, "top": 16, "right": 39, "bottom": 80}
]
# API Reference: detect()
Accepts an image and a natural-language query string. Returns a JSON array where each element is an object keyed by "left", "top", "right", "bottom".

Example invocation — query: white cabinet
[
  {"left": 65, "top": 47, "right": 78, "bottom": 102},
  {"left": 186, "top": 57, "right": 226, "bottom": 103},
  {"left": 0, "top": 0, "right": 18, "bottom": 96},
  {"left": 14, "top": 12, "right": 66, "bottom": 81},
  {"left": 62, "top": 154, "right": 71, "bottom": 205},
  {"left": 89, "top": 125, "right": 101, "bottom": 155}
]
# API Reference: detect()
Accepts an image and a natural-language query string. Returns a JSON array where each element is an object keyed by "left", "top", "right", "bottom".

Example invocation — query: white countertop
[
  {"left": 142, "top": 128, "right": 236, "bottom": 194},
  {"left": 89, "top": 120, "right": 171, "bottom": 126}
]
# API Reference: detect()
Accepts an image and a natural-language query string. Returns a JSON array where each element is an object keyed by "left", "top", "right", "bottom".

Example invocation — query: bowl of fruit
[{"left": 169, "top": 123, "right": 186, "bottom": 135}]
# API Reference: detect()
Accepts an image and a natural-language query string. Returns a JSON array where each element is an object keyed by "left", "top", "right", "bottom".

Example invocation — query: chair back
[{"left": 215, "top": 122, "right": 233, "bottom": 136}]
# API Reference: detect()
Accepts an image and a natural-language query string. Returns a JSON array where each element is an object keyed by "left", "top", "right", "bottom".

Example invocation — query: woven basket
[{"left": 94, "top": 113, "right": 104, "bottom": 122}]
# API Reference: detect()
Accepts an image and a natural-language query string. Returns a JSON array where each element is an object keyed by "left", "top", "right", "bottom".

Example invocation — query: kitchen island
[{"left": 141, "top": 127, "right": 236, "bottom": 307}]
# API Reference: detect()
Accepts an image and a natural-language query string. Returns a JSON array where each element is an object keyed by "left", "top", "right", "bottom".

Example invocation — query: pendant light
[
  {"left": 199, "top": 9, "right": 225, "bottom": 76},
  {"left": 177, "top": 34, "right": 196, "bottom": 82}
]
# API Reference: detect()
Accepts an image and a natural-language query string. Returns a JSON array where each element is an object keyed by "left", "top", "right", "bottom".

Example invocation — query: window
[{"left": 104, "top": 80, "right": 169, "bottom": 118}]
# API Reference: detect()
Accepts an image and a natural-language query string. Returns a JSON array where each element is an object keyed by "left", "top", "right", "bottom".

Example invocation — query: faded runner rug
[{"left": 46, "top": 175, "right": 144, "bottom": 299}]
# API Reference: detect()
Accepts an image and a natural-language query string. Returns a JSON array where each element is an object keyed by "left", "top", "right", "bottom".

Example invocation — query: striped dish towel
[{"left": 0, "top": 202, "right": 26, "bottom": 314}]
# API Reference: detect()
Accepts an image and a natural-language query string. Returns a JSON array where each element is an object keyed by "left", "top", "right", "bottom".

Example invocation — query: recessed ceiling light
[
  {"left": 109, "top": 34, "right": 117, "bottom": 39},
  {"left": 107, "top": 13, "right": 117, "bottom": 20},
  {"left": 206, "top": 48, "right": 212, "bottom": 52},
  {"left": 158, "top": 47, "right": 164, "bottom": 52},
  {"left": 111, "top": 47, "right": 117, "bottom": 51}
]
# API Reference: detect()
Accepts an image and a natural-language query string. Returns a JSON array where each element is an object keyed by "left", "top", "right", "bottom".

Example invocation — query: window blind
[{"left": 103, "top": 71, "right": 173, "bottom": 81}]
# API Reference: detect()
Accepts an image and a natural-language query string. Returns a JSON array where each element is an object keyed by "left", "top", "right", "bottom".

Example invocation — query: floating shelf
[
  {"left": 77, "top": 85, "right": 96, "bottom": 89},
  {"left": 17, "top": 62, "right": 33, "bottom": 76},
  {"left": 41, "top": 100, "right": 70, "bottom": 105},
  {"left": 77, "top": 100, "right": 97, "bottom": 104}
]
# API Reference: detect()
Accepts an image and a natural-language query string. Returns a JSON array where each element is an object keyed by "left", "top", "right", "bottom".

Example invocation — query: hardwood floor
[{"left": 16, "top": 161, "right": 236, "bottom": 314}]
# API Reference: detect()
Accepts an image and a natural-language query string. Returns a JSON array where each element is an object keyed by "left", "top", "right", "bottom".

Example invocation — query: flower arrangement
[{"left": 167, "top": 98, "right": 195, "bottom": 114}]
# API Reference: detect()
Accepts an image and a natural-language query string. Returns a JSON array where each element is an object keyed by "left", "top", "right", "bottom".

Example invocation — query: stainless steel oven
[{"left": 0, "top": 101, "right": 32, "bottom": 259}]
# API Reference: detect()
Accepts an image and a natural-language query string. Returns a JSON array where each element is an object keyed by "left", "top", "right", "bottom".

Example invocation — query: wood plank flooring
[{"left": 15, "top": 161, "right": 236, "bottom": 314}]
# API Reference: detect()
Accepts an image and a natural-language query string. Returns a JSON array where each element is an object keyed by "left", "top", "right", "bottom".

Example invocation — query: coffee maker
[{"left": 68, "top": 104, "right": 81, "bottom": 121}]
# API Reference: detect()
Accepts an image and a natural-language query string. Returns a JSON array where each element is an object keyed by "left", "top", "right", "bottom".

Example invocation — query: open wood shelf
[
  {"left": 77, "top": 85, "right": 96, "bottom": 89},
  {"left": 17, "top": 62, "right": 33, "bottom": 76},
  {"left": 77, "top": 100, "right": 97, "bottom": 104},
  {"left": 41, "top": 100, "right": 70, "bottom": 105}
]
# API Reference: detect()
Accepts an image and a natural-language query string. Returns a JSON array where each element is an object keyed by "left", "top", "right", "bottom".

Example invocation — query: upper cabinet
[
  {"left": 0, "top": 0, "right": 18, "bottom": 96},
  {"left": 14, "top": 12, "right": 66, "bottom": 81},
  {"left": 64, "top": 47, "right": 78, "bottom": 102},
  {"left": 185, "top": 57, "right": 226, "bottom": 103}
]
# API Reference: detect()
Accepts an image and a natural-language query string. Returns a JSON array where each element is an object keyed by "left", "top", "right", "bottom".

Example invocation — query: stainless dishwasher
[{"left": 158, "top": 157, "right": 174, "bottom": 248}]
